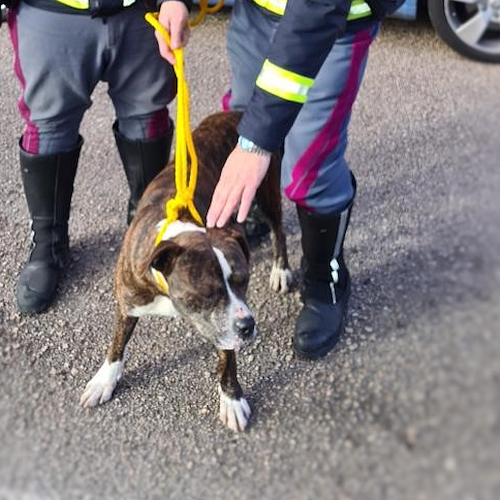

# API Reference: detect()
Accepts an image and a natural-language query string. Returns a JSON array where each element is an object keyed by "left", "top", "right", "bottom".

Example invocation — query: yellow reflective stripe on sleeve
[
  {"left": 256, "top": 59, "right": 314, "bottom": 104},
  {"left": 50, "top": 0, "right": 136, "bottom": 9},
  {"left": 252, "top": 0, "right": 286, "bottom": 16},
  {"left": 347, "top": 0, "right": 372, "bottom": 20},
  {"left": 53, "top": 0, "right": 89, "bottom": 9},
  {"left": 252, "top": 0, "right": 372, "bottom": 21}
]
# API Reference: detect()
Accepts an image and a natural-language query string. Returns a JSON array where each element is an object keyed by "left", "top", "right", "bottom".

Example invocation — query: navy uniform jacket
[{"left": 164, "top": 0, "right": 403, "bottom": 152}]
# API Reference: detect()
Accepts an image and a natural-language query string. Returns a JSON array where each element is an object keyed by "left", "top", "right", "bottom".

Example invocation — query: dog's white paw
[
  {"left": 269, "top": 264, "right": 293, "bottom": 293},
  {"left": 219, "top": 390, "right": 251, "bottom": 432},
  {"left": 79, "top": 359, "right": 123, "bottom": 408}
]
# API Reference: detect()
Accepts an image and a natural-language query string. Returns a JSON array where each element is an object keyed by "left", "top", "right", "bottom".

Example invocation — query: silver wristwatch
[{"left": 237, "top": 136, "right": 271, "bottom": 156}]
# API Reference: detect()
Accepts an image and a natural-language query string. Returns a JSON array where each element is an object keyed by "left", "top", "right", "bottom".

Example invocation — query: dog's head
[{"left": 149, "top": 220, "right": 255, "bottom": 350}]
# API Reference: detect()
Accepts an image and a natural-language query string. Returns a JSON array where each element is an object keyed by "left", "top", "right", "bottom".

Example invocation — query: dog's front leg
[
  {"left": 80, "top": 310, "right": 138, "bottom": 408},
  {"left": 217, "top": 350, "right": 251, "bottom": 432}
]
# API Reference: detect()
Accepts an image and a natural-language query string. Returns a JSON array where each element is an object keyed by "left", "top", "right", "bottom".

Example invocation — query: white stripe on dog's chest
[{"left": 129, "top": 295, "right": 178, "bottom": 318}]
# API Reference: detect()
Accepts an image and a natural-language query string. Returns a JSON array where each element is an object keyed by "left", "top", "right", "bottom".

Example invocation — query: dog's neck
[{"left": 155, "top": 219, "right": 206, "bottom": 242}]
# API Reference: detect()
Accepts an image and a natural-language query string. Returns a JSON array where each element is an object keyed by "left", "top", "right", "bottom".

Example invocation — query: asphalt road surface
[{"left": 1, "top": 11, "right": 499, "bottom": 500}]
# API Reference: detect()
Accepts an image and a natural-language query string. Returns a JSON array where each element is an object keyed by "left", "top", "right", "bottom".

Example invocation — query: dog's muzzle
[{"left": 233, "top": 315, "right": 255, "bottom": 341}]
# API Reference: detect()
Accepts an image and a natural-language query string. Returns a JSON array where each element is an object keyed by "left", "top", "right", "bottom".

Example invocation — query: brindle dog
[{"left": 80, "top": 111, "right": 292, "bottom": 431}]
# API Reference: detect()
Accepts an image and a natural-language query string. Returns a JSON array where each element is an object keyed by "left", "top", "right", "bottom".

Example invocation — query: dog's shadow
[{"left": 114, "top": 342, "right": 210, "bottom": 397}]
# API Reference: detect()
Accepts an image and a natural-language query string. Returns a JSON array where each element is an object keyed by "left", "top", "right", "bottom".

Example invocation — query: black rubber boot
[
  {"left": 113, "top": 120, "right": 173, "bottom": 225},
  {"left": 16, "top": 138, "right": 82, "bottom": 314},
  {"left": 293, "top": 179, "right": 356, "bottom": 360}
]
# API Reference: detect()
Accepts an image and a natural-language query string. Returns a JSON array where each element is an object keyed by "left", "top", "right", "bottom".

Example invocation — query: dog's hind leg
[
  {"left": 217, "top": 350, "right": 251, "bottom": 432},
  {"left": 80, "top": 309, "right": 138, "bottom": 408},
  {"left": 255, "top": 154, "right": 293, "bottom": 293}
]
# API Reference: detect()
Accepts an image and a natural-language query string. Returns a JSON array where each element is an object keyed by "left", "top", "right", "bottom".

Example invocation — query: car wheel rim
[{"left": 444, "top": 0, "right": 500, "bottom": 55}]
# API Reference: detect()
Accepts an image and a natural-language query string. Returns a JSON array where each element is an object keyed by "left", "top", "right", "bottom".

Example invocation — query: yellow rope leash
[
  {"left": 145, "top": 5, "right": 225, "bottom": 293},
  {"left": 145, "top": 12, "right": 204, "bottom": 247},
  {"left": 189, "top": 0, "right": 226, "bottom": 27},
  {"left": 145, "top": 2, "right": 225, "bottom": 252}
]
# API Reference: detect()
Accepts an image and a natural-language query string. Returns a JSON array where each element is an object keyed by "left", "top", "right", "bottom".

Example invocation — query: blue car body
[{"left": 391, "top": 0, "right": 418, "bottom": 20}]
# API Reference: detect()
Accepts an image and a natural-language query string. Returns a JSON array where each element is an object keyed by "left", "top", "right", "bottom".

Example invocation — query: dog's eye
[
  {"left": 229, "top": 272, "right": 248, "bottom": 288},
  {"left": 185, "top": 286, "right": 221, "bottom": 310}
]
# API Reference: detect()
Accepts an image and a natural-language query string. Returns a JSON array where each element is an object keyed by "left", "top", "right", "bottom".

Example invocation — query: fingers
[
  {"left": 155, "top": 31, "right": 176, "bottom": 65},
  {"left": 236, "top": 186, "right": 256, "bottom": 224},
  {"left": 170, "top": 20, "right": 190, "bottom": 50},
  {"left": 156, "top": 1, "right": 190, "bottom": 64},
  {"left": 206, "top": 148, "right": 270, "bottom": 228},
  {"left": 207, "top": 181, "right": 243, "bottom": 228},
  {"left": 155, "top": 25, "right": 189, "bottom": 66},
  {"left": 217, "top": 188, "right": 242, "bottom": 227}
]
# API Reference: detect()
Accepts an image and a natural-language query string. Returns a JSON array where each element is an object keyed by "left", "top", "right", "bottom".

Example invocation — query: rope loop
[{"left": 145, "top": 12, "right": 204, "bottom": 247}]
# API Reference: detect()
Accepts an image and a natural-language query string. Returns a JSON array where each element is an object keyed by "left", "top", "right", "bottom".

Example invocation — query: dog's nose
[{"left": 234, "top": 316, "right": 255, "bottom": 340}]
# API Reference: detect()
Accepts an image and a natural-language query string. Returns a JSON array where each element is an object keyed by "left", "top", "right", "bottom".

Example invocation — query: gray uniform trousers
[{"left": 8, "top": 2, "right": 175, "bottom": 155}]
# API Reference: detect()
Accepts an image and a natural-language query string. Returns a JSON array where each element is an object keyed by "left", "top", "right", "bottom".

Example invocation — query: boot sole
[
  {"left": 17, "top": 286, "right": 57, "bottom": 314},
  {"left": 292, "top": 304, "right": 349, "bottom": 361},
  {"left": 16, "top": 263, "right": 65, "bottom": 314},
  {"left": 292, "top": 333, "right": 340, "bottom": 360},
  {"left": 18, "top": 299, "right": 53, "bottom": 315}
]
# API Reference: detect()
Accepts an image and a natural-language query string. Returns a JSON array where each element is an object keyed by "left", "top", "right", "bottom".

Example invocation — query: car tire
[{"left": 428, "top": 0, "right": 500, "bottom": 63}]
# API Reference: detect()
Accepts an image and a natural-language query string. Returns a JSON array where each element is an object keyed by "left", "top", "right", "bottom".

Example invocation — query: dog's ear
[
  {"left": 148, "top": 240, "right": 184, "bottom": 275},
  {"left": 207, "top": 223, "right": 250, "bottom": 262},
  {"left": 221, "top": 220, "right": 250, "bottom": 262}
]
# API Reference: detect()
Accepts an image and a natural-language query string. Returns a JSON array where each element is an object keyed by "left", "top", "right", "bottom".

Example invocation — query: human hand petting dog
[
  {"left": 206, "top": 146, "right": 271, "bottom": 228},
  {"left": 156, "top": 1, "right": 190, "bottom": 65}
]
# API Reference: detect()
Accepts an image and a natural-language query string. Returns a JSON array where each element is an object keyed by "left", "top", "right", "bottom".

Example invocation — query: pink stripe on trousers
[
  {"left": 146, "top": 108, "right": 171, "bottom": 139},
  {"left": 8, "top": 8, "right": 40, "bottom": 154},
  {"left": 284, "top": 29, "right": 375, "bottom": 209}
]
